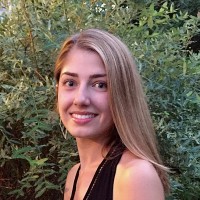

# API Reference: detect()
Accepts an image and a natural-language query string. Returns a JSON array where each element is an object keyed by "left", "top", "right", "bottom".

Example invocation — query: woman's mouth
[
  {"left": 70, "top": 112, "right": 97, "bottom": 124},
  {"left": 72, "top": 113, "right": 96, "bottom": 119}
]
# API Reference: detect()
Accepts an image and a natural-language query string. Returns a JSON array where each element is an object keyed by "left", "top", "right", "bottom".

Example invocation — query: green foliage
[
  {"left": 0, "top": 0, "right": 199, "bottom": 199},
  {"left": 167, "top": 0, "right": 200, "bottom": 16}
]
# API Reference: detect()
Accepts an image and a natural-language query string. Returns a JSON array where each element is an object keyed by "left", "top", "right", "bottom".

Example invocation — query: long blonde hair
[{"left": 54, "top": 28, "right": 169, "bottom": 193}]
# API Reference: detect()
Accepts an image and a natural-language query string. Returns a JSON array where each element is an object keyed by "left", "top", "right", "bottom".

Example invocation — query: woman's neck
[{"left": 76, "top": 138, "right": 110, "bottom": 171}]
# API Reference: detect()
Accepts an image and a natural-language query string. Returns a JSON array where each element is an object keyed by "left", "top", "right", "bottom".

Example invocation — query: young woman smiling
[{"left": 55, "top": 29, "right": 169, "bottom": 200}]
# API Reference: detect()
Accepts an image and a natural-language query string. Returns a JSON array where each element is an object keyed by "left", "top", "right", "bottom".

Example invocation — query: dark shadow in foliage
[
  {"left": 0, "top": 158, "right": 30, "bottom": 199},
  {"left": 187, "top": 34, "right": 200, "bottom": 54}
]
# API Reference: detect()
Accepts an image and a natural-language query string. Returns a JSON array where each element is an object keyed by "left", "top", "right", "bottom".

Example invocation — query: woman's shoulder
[
  {"left": 114, "top": 150, "right": 164, "bottom": 199},
  {"left": 64, "top": 163, "right": 80, "bottom": 200},
  {"left": 118, "top": 150, "right": 157, "bottom": 171}
]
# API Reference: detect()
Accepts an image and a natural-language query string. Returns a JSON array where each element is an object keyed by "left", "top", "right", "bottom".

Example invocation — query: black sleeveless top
[{"left": 70, "top": 148, "right": 123, "bottom": 200}]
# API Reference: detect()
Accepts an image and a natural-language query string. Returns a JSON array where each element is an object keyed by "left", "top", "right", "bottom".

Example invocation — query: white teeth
[{"left": 72, "top": 114, "right": 95, "bottom": 119}]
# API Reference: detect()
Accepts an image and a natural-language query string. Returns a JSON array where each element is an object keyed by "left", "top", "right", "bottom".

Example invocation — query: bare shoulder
[
  {"left": 114, "top": 151, "right": 164, "bottom": 200},
  {"left": 64, "top": 163, "right": 80, "bottom": 200}
]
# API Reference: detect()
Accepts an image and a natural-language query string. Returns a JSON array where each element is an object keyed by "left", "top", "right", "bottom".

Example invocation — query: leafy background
[{"left": 0, "top": 0, "right": 199, "bottom": 199}]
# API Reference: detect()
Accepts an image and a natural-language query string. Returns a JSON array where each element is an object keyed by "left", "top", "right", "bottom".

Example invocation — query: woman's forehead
[{"left": 60, "top": 47, "right": 106, "bottom": 76}]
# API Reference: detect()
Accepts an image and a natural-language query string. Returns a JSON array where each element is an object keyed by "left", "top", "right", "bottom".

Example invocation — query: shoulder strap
[{"left": 70, "top": 165, "right": 81, "bottom": 200}]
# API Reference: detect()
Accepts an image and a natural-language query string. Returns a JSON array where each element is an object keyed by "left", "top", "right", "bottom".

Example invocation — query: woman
[{"left": 55, "top": 28, "right": 169, "bottom": 200}]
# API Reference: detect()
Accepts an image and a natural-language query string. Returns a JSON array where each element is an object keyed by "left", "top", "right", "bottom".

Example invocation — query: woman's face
[{"left": 57, "top": 47, "right": 114, "bottom": 141}]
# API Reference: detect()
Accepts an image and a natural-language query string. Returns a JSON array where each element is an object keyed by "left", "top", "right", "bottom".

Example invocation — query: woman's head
[
  {"left": 55, "top": 28, "right": 169, "bottom": 193},
  {"left": 55, "top": 29, "right": 140, "bottom": 130},
  {"left": 55, "top": 29, "right": 150, "bottom": 148}
]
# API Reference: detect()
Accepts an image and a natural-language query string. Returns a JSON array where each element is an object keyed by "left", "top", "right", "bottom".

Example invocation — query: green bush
[{"left": 0, "top": 0, "right": 199, "bottom": 199}]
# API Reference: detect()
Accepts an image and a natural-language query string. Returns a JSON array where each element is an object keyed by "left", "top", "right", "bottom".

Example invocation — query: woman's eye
[
  {"left": 65, "top": 80, "right": 76, "bottom": 87},
  {"left": 93, "top": 82, "right": 107, "bottom": 90}
]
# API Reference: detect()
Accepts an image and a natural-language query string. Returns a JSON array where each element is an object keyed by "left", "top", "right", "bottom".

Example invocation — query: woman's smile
[{"left": 70, "top": 112, "right": 98, "bottom": 124}]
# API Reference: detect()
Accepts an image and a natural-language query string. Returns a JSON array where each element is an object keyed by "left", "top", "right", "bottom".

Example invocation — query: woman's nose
[{"left": 73, "top": 85, "right": 90, "bottom": 106}]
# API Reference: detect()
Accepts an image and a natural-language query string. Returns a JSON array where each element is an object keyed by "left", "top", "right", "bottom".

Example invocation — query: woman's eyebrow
[
  {"left": 89, "top": 74, "right": 106, "bottom": 79},
  {"left": 61, "top": 72, "right": 78, "bottom": 77},
  {"left": 61, "top": 72, "right": 106, "bottom": 79}
]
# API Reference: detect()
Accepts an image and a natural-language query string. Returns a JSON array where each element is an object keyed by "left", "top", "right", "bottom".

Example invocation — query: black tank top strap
[
  {"left": 70, "top": 147, "right": 124, "bottom": 200},
  {"left": 70, "top": 165, "right": 80, "bottom": 200}
]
